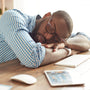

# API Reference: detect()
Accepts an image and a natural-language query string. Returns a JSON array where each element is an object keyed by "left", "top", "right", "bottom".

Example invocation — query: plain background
[{"left": 0, "top": 0, "right": 90, "bottom": 34}]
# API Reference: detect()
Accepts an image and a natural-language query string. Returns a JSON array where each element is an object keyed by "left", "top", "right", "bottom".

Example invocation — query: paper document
[
  {"left": 0, "top": 84, "right": 12, "bottom": 90},
  {"left": 55, "top": 55, "right": 90, "bottom": 68}
]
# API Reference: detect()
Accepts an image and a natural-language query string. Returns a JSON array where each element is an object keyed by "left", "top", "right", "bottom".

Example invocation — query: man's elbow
[
  {"left": 82, "top": 43, "right": 90, "bottom": 51},
  {"left": 76, "top": 43, "right": 90, "bottom": 51},
  {"left": 25, "top": 62, "right": 41, "bottom": 68},
  {"left": 20, "top": 59, "right": 41, "bottom": 68}
]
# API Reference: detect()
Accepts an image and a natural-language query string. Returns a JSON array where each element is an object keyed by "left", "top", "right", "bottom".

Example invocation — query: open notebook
[{"left": 55, "top": 55, "right": 90, "bottom": 68}]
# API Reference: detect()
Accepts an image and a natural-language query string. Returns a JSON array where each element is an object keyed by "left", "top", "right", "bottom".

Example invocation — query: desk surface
[{"left": 0, "top": 51, "right": 90, "bottom": 90}]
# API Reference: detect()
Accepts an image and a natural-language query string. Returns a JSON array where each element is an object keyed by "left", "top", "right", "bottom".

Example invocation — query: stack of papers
[{"left": 55, "top": 55, "right": 90, "bottom": 68}]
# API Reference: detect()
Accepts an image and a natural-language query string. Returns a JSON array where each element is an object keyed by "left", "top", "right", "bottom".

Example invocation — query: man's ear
[{"left": 43, "top": 12, "right": 51, "bottom": 18}]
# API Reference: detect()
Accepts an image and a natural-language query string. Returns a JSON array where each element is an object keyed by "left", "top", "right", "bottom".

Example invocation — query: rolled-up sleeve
[
  {"left": 12, "top": 30, "right": 45, "bottom": 68},
  {"left": 10, "top": 30, "right": 45, "bottom": 68},
  {"left": 0, "top": 9, "right": 45, "bottom": 68}
]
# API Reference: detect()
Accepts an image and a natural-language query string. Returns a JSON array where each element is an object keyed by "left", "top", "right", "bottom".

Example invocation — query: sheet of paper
[
  {"left": 0, "top": 84, "right": 12, "bottom": 90},
  {"left": 55, "top": 55, "right": 90, "bottom": 68}
]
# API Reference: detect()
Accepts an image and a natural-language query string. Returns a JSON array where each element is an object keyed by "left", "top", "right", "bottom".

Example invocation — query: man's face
[{"left": 35, "top": 17, "right": 70, "bottom": 44}]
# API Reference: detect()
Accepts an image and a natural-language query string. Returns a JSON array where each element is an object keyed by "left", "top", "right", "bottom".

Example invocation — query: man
[{"left": 0, "top": 9, "right": 90, "bottom": 68}]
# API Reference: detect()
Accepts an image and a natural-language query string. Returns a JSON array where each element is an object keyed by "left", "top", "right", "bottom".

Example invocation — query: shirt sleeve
[
  {"left": 13, "top": 30, "right": 46, "bottom": 68},
  {"left": 0, "top": 9, "right": 46, "bottom": 68},
  {"left": 70, "top": 32, "right": 90, "bottom": 40}
]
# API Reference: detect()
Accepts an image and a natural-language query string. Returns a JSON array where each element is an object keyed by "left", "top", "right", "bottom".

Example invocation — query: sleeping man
[{"left": 0, "top": 9, "right": 90, "bottom": 68}]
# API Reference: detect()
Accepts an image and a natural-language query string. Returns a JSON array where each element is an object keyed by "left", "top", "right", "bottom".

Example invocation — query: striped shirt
[{"left": 0, "top": 9, "right": 45, "bottom": 68}]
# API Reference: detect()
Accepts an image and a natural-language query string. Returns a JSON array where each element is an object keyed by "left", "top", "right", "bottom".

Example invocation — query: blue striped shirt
[{"left": 0, "top": 9, "right": 45, "bottom": 68}]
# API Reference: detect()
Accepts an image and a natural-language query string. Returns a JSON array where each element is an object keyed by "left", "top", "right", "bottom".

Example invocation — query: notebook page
[{"left": 55, "top": 55, "right": 90, "bottom": 68}]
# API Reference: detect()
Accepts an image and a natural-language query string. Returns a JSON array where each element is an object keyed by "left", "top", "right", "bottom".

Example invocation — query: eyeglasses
[
  {"left": 36, "top": 18, "right": 68, "bottom": 43},
  {"left": 45, "top": 18, "right": 61, "bottom": 43}
]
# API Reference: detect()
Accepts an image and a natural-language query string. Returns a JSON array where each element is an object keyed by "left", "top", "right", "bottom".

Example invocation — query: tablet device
[{"left": 44, "top": 70, "right": 84, "bottom": 86}]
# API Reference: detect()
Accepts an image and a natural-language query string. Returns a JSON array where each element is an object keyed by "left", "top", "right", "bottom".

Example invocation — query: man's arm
[
  {"left": 40, "top": 33, "right": 90, "bottom": 66},
  {"left": 66, "top": 34, "right": 90, "bottom": 51},
  {"left": 40, "top": 48, "right": 70, "bottom": 66},
  {"left": 0, "top": 10, "right": 46, "bottom": 68}
]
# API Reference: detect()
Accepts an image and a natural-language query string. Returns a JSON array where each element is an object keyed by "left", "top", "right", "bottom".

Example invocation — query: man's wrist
[{"left": 65, "top": 48, "right": 71, "bottom": 56}]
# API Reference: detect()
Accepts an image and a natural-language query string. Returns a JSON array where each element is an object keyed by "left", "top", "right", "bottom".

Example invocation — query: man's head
[{"left": 31, "top": 10, "right": 73, "bottom": 44}]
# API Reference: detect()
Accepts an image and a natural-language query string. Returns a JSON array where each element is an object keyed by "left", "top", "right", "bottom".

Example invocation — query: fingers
[
  {"left": 52, "top": 43, "right": 58, "bottom": 52},
  {"left": 42, "top": 44, "right": 48, "bottom": 48},
  {"left": 58, "top": 43, "right": 65, "bottom": 49},
  {"left": 53, "top": 43, "right": 65, "bottom": 52},
  {"left": 42, "top": 43, "right": 54, "bottom": 48},
  {"left": 46, "top": 44, "right": 54, "bottom": 48},
  {"left": 42, "top": 43, "right": 65, "bottom": 52}
]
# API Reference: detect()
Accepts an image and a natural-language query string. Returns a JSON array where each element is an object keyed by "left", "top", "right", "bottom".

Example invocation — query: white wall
[
  {"left": 1, "top": 0, "right": 90, "bottom": 34},
  {"left": 13, "top": 0, "right": 90, "bottom": 34},
  {"left": 13, "top": 0, "right": 24, "bottom": 12}
]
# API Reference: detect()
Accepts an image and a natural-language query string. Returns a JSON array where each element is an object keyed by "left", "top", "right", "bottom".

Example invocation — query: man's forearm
[
  {"left": 40, "top": 48, "right": 69, "bottom": 66},
  {"left": 66, "top": 35, "right": 90, "bottom": 51}
]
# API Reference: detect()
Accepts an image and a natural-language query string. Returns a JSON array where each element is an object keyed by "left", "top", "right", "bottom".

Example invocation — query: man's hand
[{"left": 42, "top": 43, "right": 65, "bottom": 52}]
